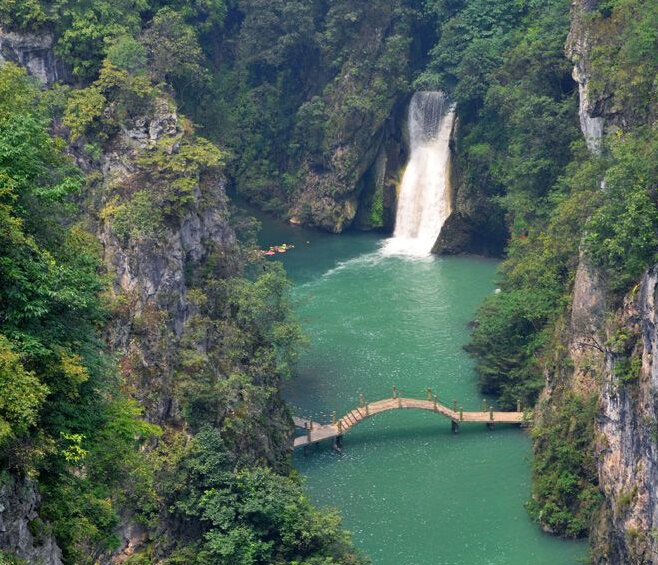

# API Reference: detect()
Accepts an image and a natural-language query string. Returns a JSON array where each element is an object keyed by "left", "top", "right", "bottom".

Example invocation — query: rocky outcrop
[
  {"left": 288, "top": 3, "right": 415, "bottom": 232},
  {"left": 558, "top": 1, "right": 658, "bottom": 561},
  {"left": 432, "top": 122, "right": 506, "bottom": 256},
  {"left": 353, "top": 100, "right": 408, "bottom": 232},
  {"left": 0, "top": 28, "right": 58, "bottom": 85},
  {"left": 83, "top": 100, "right": 237, "bottom": 425},
  {"left": 565, "top": 0, "right": 607, "bottom": 152},
  {"left": 0, "top": 474, "right": 63, "bottom": 565},
  {"left": 591, "top": 267, "right": 658, "bottom": 564}
]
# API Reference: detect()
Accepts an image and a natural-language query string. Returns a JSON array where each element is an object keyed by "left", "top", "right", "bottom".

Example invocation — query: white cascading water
[{"left": 382, "top": 91, "right": 455, "bottom": 257}]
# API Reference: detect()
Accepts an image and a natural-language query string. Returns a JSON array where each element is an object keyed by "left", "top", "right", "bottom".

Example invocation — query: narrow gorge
[{"left": 0, "top": 0, "right": 656, "bottom": 564}]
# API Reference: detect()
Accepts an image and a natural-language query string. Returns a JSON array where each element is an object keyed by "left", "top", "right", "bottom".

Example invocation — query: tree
[{"left": 142, "top": 8, "right": 203, "bottom": 84}]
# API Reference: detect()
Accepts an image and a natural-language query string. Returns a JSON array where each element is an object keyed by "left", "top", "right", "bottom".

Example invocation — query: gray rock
[
  {"left": 0, "top": 474, "right": 63, "bottom": 565},
  {"left": 0, "top": 28, "right": 58, "bottom": 85}
]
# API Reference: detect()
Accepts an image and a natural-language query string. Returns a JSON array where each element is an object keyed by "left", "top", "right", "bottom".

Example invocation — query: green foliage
[
  {"left": 0, "top": 0, "right": 52, "bottom": 30},
  {"left": 136, "top": 136, "right": 225, "bottom": 211},
  {"left": 149, "top": 428, "right": 367, "bottom": 565},
  {"left": 108, "top": 191, "right": 165, "bottom": 241},
  {"left": 0, "top": 63, "right": 160, "bottom": 561},
  {"left": 97, "top": 132, "right": 226, "bottom": 241},
  {"left": 614, "top": 354, "right": 642, "bottom": 385},
  {"left": 466, "top": 290, "right": 554, "bottom": 408},
  {"left": 368, "top": 188, "right": 385, "bottom": 229},
  {"left": 421, "top": 0, "right": 532, "bottom": 112},
  {"left": 528, "top": 393, "right": 601, "bottom": 537},
  {"left": 177, "top": 262, "right": 305, "bottom": 447},
  {"left": 0, "top": 0, "right": 224, "bottom": 82},
  {"left": 585, "top": 128, "right": 658, "bottom": 292},
  {"left": 142, "top": 8, "right": 204, "bottom": 84},
  {"left": 0, "top": 335, "right": 48, "bottom": 446},
  {"left": 63, "top": 86, "right": 106, "bottom": 142},
  {"left": 63, "top": 60, "right": 155, "bottom": 142},
  {"left": 176, "top": 0, "right": 416, "bottom": 213},
  {"left": 106, "top": 35, "right": 148, "bottom": 74},
  {"left": 588, "top": 0, "right": 658, "bottom": 126},
  {"left": 0, "top": 550, "right": 26, "bottom": 565}
]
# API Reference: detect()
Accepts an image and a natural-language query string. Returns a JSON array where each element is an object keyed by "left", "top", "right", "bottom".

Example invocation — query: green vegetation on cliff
[
  {"left": 0, "top": 63, "right": 160, "bottom": 561},
  {"left": 0, "top": 8, "right": 365, "bottom": 559},
  {"left": 432, "top": 0, "right": 657, "bottom": 539},
  {"left": 1, "top": 0, "right": 656, "bottom": 559}
]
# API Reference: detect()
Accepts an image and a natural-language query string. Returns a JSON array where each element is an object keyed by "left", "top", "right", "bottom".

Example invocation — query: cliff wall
[{"left": 549, "top": 1, "right": 658, "bottom": 561}]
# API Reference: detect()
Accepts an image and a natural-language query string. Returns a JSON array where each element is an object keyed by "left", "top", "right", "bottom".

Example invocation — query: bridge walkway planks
[{"left": 292, "top": 397, "right": 530, "bottom": 449}]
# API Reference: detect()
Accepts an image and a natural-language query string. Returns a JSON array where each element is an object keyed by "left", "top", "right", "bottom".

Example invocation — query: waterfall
[{"left": 383, "top": 92, "right": 455, "bottom": 257}]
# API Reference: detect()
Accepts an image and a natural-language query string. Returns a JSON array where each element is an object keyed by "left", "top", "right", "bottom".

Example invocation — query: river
[{"left": 256, "top": 214, "right": 586, "bottom": 565}]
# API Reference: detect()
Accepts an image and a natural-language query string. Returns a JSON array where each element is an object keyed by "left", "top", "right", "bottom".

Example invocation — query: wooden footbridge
[{"left": 293, "top": 387, "right": 530, "bottom": 450}]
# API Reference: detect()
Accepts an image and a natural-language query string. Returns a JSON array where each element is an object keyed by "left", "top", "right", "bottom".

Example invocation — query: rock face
[
  {"left": 565, "top": 0, "right": 607, "bottom": 153},
  {"left": 87, "top": 100, "right": 237, "bottom": 426},
  {"left": 432, "top": 123, "right": 506, "bottom": 256},
  {"left": 562, "top": 1, "right": 658, "bottom": 561},
  {"left": 1, "top": 29, "right": 296, "bottom": 562},
  {"left": 286, "top": 3, "right": 415, "bottom": 233},
  {"left": 591, "top": 267, "right": 658, "bottom": 564},
  {"left": 0, "top": 28, "right": 58, "bottom": 84},
  {"left": 290, "top": 98, "right": 406, "bottom": 233},
  {"left": 0, "top": 474, "right": 63, "bottom": 565}
]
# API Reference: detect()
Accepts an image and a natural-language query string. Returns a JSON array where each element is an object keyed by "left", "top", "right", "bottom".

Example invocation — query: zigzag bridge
[{"left": 293, "top": 387, "right": 531, "bottom": 451}]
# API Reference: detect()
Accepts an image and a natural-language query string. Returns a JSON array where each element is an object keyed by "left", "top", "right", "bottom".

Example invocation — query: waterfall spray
[{"left": 382, "top": 92, "right": 455, "bottom": 257}]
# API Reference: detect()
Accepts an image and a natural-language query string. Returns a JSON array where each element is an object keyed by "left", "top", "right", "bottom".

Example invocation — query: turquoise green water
[{"left": 256, "top": 213, "right": 586, "bottom": 565}]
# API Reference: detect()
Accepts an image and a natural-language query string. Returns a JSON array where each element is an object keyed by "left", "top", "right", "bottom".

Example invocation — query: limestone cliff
[
  {"left": 85, "top": 98, "right": 237, "bottom": 425},
  {"left": 76, "top": 91, "right": 292, "bottom": 560},
  {"left": 287, "top": 3, "right": 414, "bottom": 233},
  {"left": 544, "top": 1, "right": 658, "bottom": 561},
  {"left": 432, "top": 120, "right": 506, "bottom": 256},
  {"left": 0, "top": 30, "right": 294, "bottom": 563},
  {"left": 0, "top": 474, "right": 63, "bottom": 565},
  {"left": 591, "top": 268, "right": 658, "bottom": 563},
  {"left": 0, "top": 27, "right": 59, "bottom": 85},
  {"left": 565, "top": 0, "right": 608, "bottom": 153}
]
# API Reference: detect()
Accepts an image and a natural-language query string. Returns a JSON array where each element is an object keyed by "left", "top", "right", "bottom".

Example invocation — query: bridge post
[
  {"left": 392, "top": 386, "right": 397, "bottom": 399},
  {"left": 433, "top": 394, "right": 438, "bottom": 410},
  {"left": 452, "top": 399, "right": 457, "bottom": 412},
  {"left": 359, "top": 393, "right": 364, "bottom": 408},
  {"left": 398, "top": 396, "right": 402, "bottom": 408},
  {"left": 482, "top": 399, "right": 487, "bottom": 412},
  {"left": 486, "top": 406, "right": 495, "bottom": 430},
  {"left": 427, "top": 387, "right": 432, "bottom": 401},
  {"left": 460, "top": 407, "right": 463, "bottom": 421},
  {"left": 337, "top": 420, "right": 343, "bottom": 434},
  {"left": 365, "top": 403, "right": 369, "bottom": 416},
  {"left": 331, "top": 411, "right": 336, "bottom": 425},
  {"left": 306, "top": 423, "right": 311, "bottom": 442},
  {"left": 517, "top": 399, "right": 521, "bottom": 413},
  {"left": 451, "top": 420, "right": 459, "bottom": 434}
]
